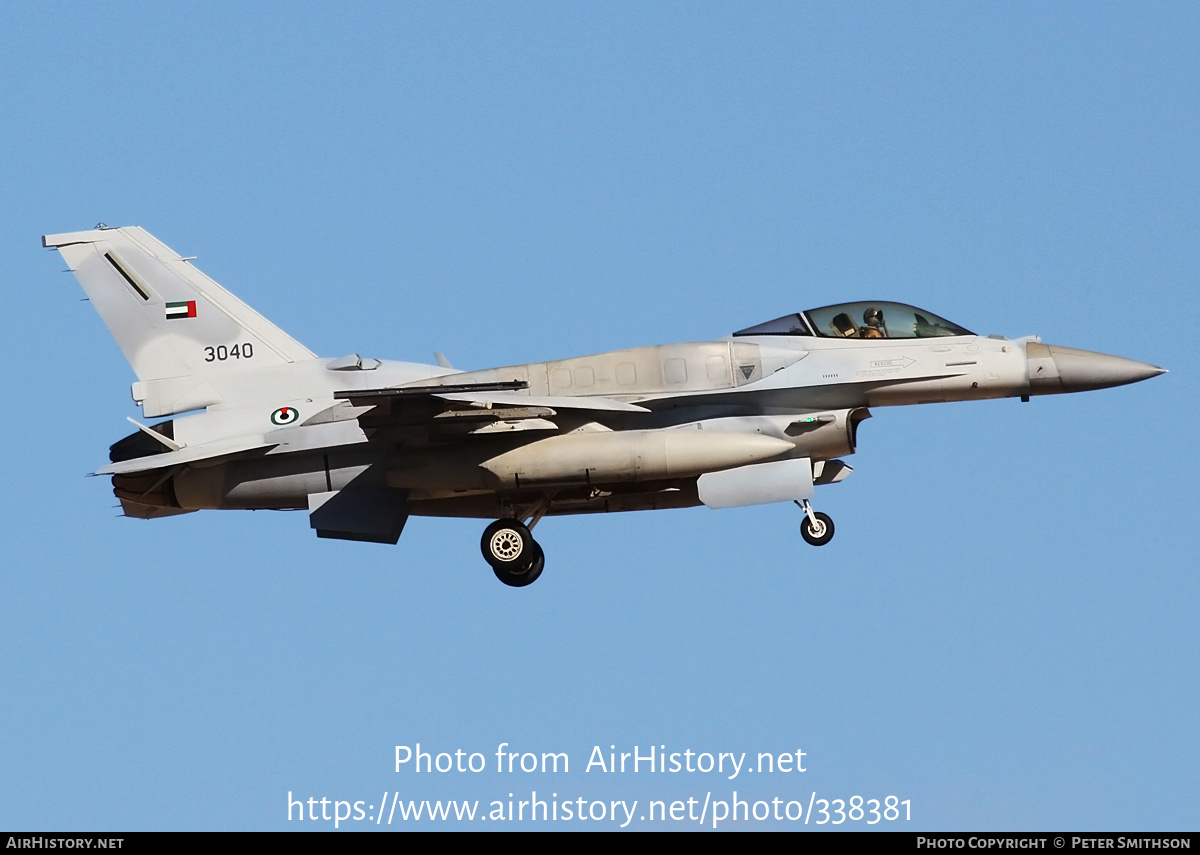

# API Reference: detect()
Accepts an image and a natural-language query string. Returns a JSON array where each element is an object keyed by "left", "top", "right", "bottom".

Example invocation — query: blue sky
[{"left": 1, "top": 2, "right": 1195, "bottom": 830}]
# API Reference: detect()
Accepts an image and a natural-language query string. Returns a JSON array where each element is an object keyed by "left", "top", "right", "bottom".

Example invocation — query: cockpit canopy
[{"left": 733, "top": 301, "right": 973, "bottom": 340}]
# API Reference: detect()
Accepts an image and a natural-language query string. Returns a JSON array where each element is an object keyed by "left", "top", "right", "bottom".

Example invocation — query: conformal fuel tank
[{"left": 478, "top": 429, "right": 795, "bottom": 488}]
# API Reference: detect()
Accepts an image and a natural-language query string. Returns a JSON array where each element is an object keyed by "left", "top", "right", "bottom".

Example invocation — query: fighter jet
[{"left": 45, "top": 225, "right": 1165, "bottom": 587}]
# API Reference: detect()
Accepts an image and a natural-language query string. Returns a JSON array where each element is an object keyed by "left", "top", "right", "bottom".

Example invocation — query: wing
[
  {"left": 97, "top": 380, "right": 647, "bottom": 475},
  {"left": 332, "top": 380, "right": 649, "bottom": 440},
  {"left": 336, "top": 380, "right": 649, "bottom": 411}
]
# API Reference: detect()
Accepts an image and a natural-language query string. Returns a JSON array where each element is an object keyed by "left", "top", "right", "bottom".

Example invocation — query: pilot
[
  {"left": 830, "top": 313, "right": 859, "bottom": 337},
  {"left": 861, "top": 306, "right": 887, "bottom": 338}
]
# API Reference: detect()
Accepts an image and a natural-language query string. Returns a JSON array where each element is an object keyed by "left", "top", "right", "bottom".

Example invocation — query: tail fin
[{"left": 44, "top": 225, "right": 315, "bottom": 416}]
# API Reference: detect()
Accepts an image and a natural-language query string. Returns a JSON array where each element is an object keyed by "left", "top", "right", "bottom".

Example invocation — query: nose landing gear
[{"left": 795, "top": 499, "right": 835, "bottom": 546}]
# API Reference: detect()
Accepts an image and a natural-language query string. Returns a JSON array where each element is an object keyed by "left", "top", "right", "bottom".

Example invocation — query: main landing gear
[
  {"left": 481, "top": 518, "right": 546, "bottom": 587},
  {"left": 795, "top": 499, "right": 835, "bottom": 547},
  {"left": 483, "top": 497, "right": 554, "bottom": 587}
]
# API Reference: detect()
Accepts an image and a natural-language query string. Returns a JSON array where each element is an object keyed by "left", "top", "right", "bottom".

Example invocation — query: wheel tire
[
  {"left": 523, "top": 543, "right": 545, "bottom": 585},
  {"left": 481, "top": 519, "right": 533, "bottom": 570},
  {"left": 493, "top": 542, "right": 545, "bottom": 588},
  {"left": 800, "top": 511, "right": 835, "bottom": 546}
]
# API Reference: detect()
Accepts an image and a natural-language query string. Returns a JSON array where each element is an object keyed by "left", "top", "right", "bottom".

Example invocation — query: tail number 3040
[{"left": 204, "top": 343, "right": 255, "bottom": 362}]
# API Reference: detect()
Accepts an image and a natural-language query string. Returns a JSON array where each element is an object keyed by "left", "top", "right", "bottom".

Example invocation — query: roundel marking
[{"left": 271, "top": 406, "right": 300, "bottom": 426}]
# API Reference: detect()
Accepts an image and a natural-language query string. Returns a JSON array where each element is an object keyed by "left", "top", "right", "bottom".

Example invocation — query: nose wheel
[
  {"left": 482, "top": 518, "right": 546, "bottom": 587},
  {"left": 795, "top": 500, "right": 835, "bottom": 546}
]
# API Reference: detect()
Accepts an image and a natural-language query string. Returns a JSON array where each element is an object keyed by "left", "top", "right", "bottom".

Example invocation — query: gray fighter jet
[{"left": 45, "top": 225, "right": 1165, "bottom": 586}]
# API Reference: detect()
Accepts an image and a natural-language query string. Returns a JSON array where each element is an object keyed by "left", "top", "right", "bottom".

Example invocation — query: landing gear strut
[
  {"left": 795, "top": 499, "right": 835, "bottom": 546},
  {"left": 481, "top": 518, "right": 546, "bottom": 587}
]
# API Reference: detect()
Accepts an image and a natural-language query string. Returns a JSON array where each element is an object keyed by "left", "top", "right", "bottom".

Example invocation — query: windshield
[
  {"left": 731, "top": 313, "right": 813, "bottom": 337},
  {"left": 734, "top": 302, "right": 972, "bottom": 339}
]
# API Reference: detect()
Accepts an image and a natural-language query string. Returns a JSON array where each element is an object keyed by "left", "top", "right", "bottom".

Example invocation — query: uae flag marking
[{"left": 165, "top": 300, "right": 197, "bottom": 320}]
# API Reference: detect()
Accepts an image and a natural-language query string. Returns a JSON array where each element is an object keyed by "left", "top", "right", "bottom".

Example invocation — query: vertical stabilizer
[{"left": 44, "top": 226, "right": 315, "bottom": 416}]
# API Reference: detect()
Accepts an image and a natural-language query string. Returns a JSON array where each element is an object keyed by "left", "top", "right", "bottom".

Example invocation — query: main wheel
[
  {"left": 481, "top": 518, "right": 533, "bottom": 570},
  {"left": 800, "top": 511, "right": 835, "bottom": 546},
  {"left": 493, "top": 542, "right": 545, "bottom": 588}
]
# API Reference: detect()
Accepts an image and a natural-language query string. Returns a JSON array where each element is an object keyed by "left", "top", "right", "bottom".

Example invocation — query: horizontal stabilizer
[
  {"left": 119, "top": 498, "right": 198, "bottom": 519},
  {"left": 97, "top": 436, "right": 274, "bottom": 476}
]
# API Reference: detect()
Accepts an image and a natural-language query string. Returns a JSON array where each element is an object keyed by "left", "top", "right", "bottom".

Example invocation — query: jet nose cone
[{"left": 1041, "top": 344, "right": 1166, "bottom": 393}]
